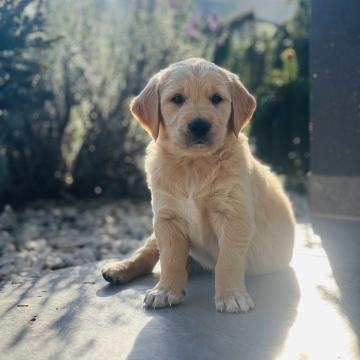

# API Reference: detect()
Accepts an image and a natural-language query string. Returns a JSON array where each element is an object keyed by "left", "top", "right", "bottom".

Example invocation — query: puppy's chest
[
  {"left": 153, "top": 162, "right": 223, "bottom": 263},
  {"left": 176, "top": 194, "right": 204, "bottom": 236},
  {"left": 173, "top": 193, "right": 218, "bottom": 269},
  {"left": 175, "top": 190, "right": 215, "bottom": 242},
  {"left": 173, "top": 173, "right": 210, "bottom": 235},
  {"left": 166, "top": 166, "right": 219, "bottom": 239}
]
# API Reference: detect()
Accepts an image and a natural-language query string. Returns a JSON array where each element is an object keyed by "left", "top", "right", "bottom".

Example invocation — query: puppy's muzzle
[{"left": 187, "top": 118, "right": 212, "bottom": 145}]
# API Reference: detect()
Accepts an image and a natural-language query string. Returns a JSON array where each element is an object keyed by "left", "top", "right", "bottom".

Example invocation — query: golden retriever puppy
[{"left": 102, "top": 58, "right": 295, "bottom": 313}]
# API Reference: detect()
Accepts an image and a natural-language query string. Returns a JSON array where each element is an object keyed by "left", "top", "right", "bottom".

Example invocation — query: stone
[
  {"left": 45, "top": 254, "right": 64, "bottom": 270},
  {"left": 0, "top": 231, "right": 16, "bottom": 255},
  {"left": 0, "top": 205, "right": 18, "bottom": 232}
]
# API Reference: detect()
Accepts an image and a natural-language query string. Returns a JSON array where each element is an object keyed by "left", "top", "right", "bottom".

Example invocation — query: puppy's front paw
[
  {"left": 101, "top": 260, "right": 133, "bottom": 284},
  {"left": 215, "top": 292, "right": 254, "bottom": 313},
  {"left": 144, "top": 287, "right": 184, "bottom": 309}
]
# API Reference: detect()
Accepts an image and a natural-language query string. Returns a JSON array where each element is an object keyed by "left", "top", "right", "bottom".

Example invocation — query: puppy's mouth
[
  {"left": 185, "top": 135, "right": 212, "bottom": 148},
  {"left": 191, "top": 140, "right": 210, "bottom": 147}
]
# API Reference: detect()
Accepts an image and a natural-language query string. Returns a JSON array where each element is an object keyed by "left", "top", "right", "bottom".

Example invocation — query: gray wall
[{"left": 310, "top": 0, "right": 360, "bottom": 220}]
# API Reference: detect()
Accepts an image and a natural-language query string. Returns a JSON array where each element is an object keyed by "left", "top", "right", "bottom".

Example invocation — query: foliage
[
  {"left": 0, "top": 0, "right": 310, "bottom": 206},
  {"left": 44, "top": 0, "right": 198, "bottom": 199},
  {"left": 0, "top": 0, "right": 60, "bottom": 205},
  {"left": 250, "top": 0, "right": 310, "bottom": 178},
  {"left": 0, "top": 0, "right": 197, "bottom": 206}
]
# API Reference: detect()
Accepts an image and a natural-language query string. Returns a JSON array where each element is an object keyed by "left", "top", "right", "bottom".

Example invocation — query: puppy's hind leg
[{"left": 101, "top": 233, "right": 159, "bottom": 284}]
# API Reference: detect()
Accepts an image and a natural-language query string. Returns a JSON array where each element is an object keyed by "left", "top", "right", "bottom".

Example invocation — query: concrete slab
[{"left": 1, "top": 223, "right": 360, "bottom": 360}]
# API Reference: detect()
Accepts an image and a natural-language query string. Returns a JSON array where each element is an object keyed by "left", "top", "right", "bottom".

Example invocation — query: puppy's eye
[
  {"left": 171, "top": 94, "right": 185, "bottom": 105},
  {"left": 211, "top": 94, "right": 223, "bottom": 105}
]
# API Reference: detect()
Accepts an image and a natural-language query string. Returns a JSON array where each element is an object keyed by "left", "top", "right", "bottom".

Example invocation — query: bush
[
  {"left": 249, "top": 0, "right": 310, "bottom": 178},
  {"left": 0, "top": 0, "right": 309, "bottom": 207},
  {"left": 44, "top": 0, "right": 201, "bottom": 199},
  {"left": 0, "top": 0, "right": 61, "bottom": 206},
  {"left": 0, "top": 0, "right": 199, "bottom": 206}
]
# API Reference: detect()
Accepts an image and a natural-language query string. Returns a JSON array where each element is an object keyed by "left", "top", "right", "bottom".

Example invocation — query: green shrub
[
  {"left": 0, "top": 0, "right": 309, "bottom": 207},
  {"left": 0, "top": 0, "right": 61, "bottom": 206}
]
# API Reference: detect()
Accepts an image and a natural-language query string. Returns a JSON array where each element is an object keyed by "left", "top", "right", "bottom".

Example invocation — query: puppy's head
[{"left": 131, "top": 58, "right": 256, "bottom": 155}]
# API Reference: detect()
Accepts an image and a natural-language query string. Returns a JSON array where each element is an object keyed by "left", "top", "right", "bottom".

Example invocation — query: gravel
[
  {"left": 0, "top": 200, "right": 153, "bottom": 283},
  {"left": 0, "top": 191, "right": 309, "bottom": 284}
]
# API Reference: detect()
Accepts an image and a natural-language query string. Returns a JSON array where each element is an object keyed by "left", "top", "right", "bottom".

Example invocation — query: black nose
[{"left": 187, "top": 118, "right": 211, "bottom": 138}]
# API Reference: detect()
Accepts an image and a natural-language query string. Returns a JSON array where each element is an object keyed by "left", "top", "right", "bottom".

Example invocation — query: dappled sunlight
[
  {"left": 277, "top": 224, "right": 360, "bottom": 359},
  {"left": 0, "top": 262, "right": 158, "bottom": 358},
  {"left": 1, "top": 225, "right": 359, "bottom": 358}
]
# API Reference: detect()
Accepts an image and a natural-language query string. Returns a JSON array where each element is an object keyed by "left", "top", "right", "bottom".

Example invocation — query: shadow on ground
[
  {"left": 126, "top": 269, "right": 299, "bottom": 360},
  {"left": 1, "top": 222, "right": 360, "bottom": 359},
  {"left": 0, "top": 262, "right": 299, "bottom": 359}
]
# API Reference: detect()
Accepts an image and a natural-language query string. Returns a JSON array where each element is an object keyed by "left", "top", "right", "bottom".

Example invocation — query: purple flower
[
  {"left": 208, "top": 11, "right": 219, "bottom": 32},
  {"left": 169, "top": 0, "right": 181, "bottom": 9},
  {"left": 184, "top": 20, "right": 197, "bottom": 38}
]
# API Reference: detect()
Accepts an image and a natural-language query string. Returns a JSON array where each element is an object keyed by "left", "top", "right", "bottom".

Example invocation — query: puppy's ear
[
  {"left": 130, "top": 75, "right": 162, "bottom": 140},
  {"left": 229, "top": 75, "right": 256, "bottom": 136}
]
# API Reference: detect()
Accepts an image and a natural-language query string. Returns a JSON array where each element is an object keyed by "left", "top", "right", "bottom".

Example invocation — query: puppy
[{"left": 102, "top": 58, "right": 295, "bottom": 313}]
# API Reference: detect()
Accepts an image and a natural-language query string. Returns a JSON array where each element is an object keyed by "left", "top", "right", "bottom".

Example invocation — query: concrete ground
[{"left": 1, "top": 219, "right": 359, "bottom": 360}]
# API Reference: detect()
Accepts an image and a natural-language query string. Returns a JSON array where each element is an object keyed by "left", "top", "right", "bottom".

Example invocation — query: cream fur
[{"left": 102, "top": 58, "right": 295, "bottom": 313}]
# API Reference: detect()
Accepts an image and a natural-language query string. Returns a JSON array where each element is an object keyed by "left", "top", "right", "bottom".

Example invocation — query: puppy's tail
[{"left": 101, "top": 233, "right": 159, "bottom": 284}]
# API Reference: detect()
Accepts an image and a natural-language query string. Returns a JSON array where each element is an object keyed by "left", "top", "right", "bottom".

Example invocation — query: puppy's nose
[{"left": 188, "top": 118, "right": 211, "bottom": 137}]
